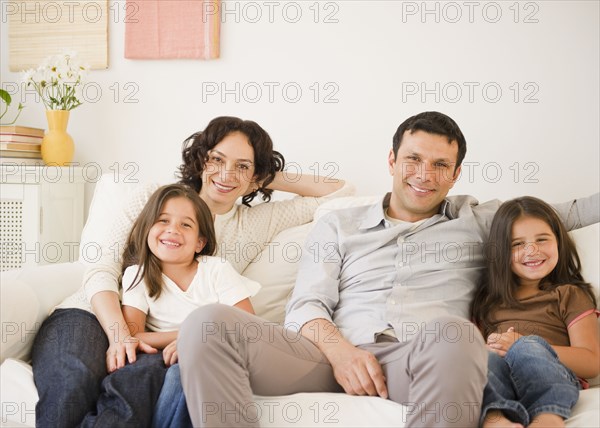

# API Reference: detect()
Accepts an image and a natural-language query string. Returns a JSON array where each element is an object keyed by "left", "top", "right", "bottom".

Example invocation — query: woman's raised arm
[{"left": 266, "top": 170, "right": 347, "bottom": 197}]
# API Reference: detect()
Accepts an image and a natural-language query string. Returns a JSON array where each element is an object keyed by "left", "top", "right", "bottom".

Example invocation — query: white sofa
[{"left": 2, "top": 175, "right": 599, "bottom": 427}]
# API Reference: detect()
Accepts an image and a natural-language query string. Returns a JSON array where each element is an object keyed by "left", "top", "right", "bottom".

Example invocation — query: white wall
[{"left": 1, "top": 0, "right": 598, "bottom": 217}]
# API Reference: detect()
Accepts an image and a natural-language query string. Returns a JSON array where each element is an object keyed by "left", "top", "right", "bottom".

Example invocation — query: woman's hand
[
  {"left": 106, "top": 336, "right": 158, "bottom": 373},
  {"left": 90, "top": 291, "right": 158, "bottom": 372},
  {"left": 163, "top": 339, "right": 178, "bottom": 367},
  {"left": 487, "top": 327, "right": 522, "bottom": 357}
]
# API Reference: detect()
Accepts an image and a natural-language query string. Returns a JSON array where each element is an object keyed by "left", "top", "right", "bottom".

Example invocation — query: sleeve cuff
[
  {"left": 242, "top": 276, "right": 261, "bottom": 297},
  {"left": 220, "top": 278, "right": 262, "bottom": 306},
  {"left": 284, "top": 303, "right": 333, "bottom": 332},
  {"left": 575, "top": 192, "right": 600, "bottom": 226},
  {"left": 84, "top": 272, "right": 121, "bottom": 303}
]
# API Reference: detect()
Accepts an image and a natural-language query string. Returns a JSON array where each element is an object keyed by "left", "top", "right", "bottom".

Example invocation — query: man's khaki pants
[{"left": 178, "top": 304, "right": 487, "bottom": 428}]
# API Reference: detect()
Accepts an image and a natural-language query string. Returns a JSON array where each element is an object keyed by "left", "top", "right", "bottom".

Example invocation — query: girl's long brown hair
[
  {"left": 122, "top": 184, "right": 216, "bottom": 299},
  {"left": 471, "top": 196, "right": 597, "bottom": 338}
]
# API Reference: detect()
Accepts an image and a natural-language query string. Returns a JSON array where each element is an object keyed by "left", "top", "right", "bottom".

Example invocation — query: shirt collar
[
  {"left": 358, "top": 194, "right": 388, "bottom": 230},
  {"left": 359, "top": 193, "right": 454, "bottom": 230},
  {"left": 440, "top": 198, "right": 454, "bottom": 218}
]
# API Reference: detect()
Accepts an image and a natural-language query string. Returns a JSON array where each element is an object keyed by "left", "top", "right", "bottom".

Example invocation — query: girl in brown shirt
[{"left": 471, "top": 196, "right": 599, "bottom": 428}]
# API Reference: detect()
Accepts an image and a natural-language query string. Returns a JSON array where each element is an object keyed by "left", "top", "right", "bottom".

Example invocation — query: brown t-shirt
[{"left": 490, "top": 284, "right": 598, "bottom": 346}]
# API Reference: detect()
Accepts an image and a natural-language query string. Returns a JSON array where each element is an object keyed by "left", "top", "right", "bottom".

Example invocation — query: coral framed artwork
[{"left": 125, "top": 0, "right": 220, "bottom": 60}]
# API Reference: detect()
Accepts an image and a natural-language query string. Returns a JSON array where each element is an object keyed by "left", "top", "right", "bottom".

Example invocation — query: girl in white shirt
[{"left": 121, "top": 183, "right": 260, "bottom": 366}]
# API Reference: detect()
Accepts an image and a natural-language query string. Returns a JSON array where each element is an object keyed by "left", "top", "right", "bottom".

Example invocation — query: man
[{"left": 178, "top": 111, "right": 599, "bottom": 427}]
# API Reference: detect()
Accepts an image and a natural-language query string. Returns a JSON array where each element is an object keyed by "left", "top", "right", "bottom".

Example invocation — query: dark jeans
[{"left": 31, "top": 308, "right": 167, "bottom": 428}]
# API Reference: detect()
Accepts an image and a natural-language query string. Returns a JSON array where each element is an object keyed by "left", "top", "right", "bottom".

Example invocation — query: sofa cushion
[
  {"left": 78, "top": 174, "right": 157, "bottom": 264},
  {"left": 0, "top": 281, "right": 38, "bottom": 364},
  {"left": 0, "top": 262, "right": 84, "bottom": 364},
  {"left": 569, "top": 223, "right": 600, "bottom": 294},
  {"left": 245, "top": 223, "right": 313, "bottom": 324},
  {"left": 0, "top": 359, "right": 37, "bottom": 427}
]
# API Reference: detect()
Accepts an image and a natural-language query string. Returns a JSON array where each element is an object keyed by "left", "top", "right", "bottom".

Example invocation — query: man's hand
[
  {"left": 326, "top": 342, "right": 388, "bottom": 398},
  {"left": 106, "top": 336, "right": 158, "bottom": 372},
  {"left": 487, "top": 327, "right": 522, "bottom": 357},
  {"left": 301, "top": 318, "right": 388, "bottom": 398}
]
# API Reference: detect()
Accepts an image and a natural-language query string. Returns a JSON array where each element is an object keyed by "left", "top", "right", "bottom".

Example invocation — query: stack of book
[{"left": 0, "top": 125, "right": 45, "bottom": 165}]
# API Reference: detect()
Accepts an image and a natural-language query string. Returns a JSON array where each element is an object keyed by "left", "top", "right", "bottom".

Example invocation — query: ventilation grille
[{"left": 0, "top": 200, "right": 23, "bottom": 271}]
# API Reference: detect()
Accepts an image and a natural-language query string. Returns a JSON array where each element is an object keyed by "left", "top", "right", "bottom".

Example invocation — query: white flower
[
  {"left": 21, "top": 52, "right": 88, "bottom": 111},
  {"left": 22, "top": 68, "right": 35, "bottom": 84}
]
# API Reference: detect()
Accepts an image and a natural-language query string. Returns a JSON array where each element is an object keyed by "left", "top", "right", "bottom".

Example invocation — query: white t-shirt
[{"left": 121, "top": 256, "right": 261, "bottom": 332}]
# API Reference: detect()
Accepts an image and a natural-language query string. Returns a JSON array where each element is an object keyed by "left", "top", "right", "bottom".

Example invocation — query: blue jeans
[
  {"left": 31, "top": 308, "right": 167, "bottom": 428},
  {"left": 152, "top": 364, "right": 193, "bottom": 428},
  {"left": 481, "top": 335, "right": 580, "bottom": 426}
]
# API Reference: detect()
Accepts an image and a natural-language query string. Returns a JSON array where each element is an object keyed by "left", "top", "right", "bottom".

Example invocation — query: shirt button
[
  {"left": 398, "top": 261, "right": 404, "bottom": 267},
  {"left": 390, "top": 299, "right": 396, "bottom": 305}
]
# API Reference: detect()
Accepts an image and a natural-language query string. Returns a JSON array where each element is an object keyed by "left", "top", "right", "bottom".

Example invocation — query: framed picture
[{"left": 7, "top": 0, "right": 108, "bottom": 71}]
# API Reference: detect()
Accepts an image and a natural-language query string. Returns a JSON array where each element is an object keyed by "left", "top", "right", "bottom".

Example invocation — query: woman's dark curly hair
[{"left": 178, "top": 116, "right": 285, "bottom": 206}]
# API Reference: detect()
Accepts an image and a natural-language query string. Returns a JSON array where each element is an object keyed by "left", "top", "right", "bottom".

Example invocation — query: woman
[{"left": 31, "top": 116, "right": 353, "bottom": 428}]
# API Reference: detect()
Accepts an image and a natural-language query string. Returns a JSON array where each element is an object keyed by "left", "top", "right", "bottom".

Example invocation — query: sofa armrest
[{"left": 0, "top": 262, "right": 85, "bottom": 364}]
